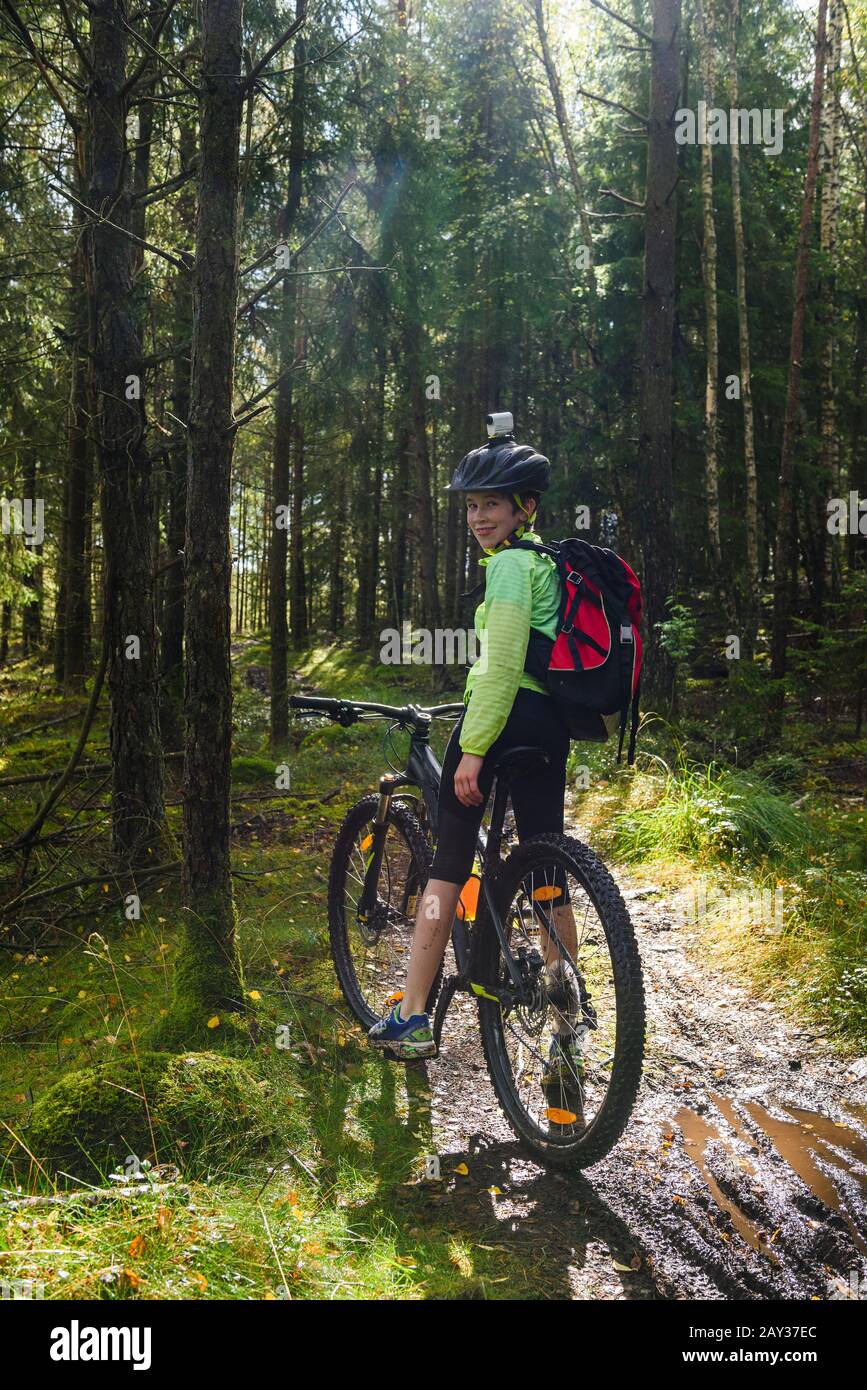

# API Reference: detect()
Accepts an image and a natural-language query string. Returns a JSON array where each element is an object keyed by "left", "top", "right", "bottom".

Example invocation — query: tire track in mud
[{"left": 417, "top": 810, "right": 867, "bottom": 1301}]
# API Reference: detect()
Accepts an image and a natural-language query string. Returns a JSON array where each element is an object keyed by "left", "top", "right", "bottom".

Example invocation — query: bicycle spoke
[
  {"left": 484, "top": 850, "right": 628, "bottom": 1143},
  {"left": 337, "top": 810, "right": 429, "bottom": 1022}
]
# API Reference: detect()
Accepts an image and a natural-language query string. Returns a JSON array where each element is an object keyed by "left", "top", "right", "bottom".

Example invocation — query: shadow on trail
[{"left": 309, "top": 1050, "right": 663, "bottom": 1299}]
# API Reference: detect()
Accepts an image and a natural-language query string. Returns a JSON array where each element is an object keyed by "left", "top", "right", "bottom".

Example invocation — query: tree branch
[
  {"left": 133, "top": 161, "right": 199, "bottom": 207},
  {"left": 243, "top": 12, "right": 307, "bottom": 92},
  {"left": 588, "top": 0, "right": 654, "bottom": 45},
  {"left": 599, "top": 187, "right": 646, "bottom": 209},
  {"left": 7, "top": 632, "right": 108, "bottom": 854},
  {"left": 227, "top": 356, "right": 306, "bottom": 434},
  {"left": 1, "top": 0, "right": 81, "bottom": 129},
  {"left": 120, "top": 3, "right": 198, "bottom": 98},
  {"left": 48, "top": 182, "right": 189, "bottom": 272},
  {"left": 57, "top": 0, "right": 94, "bottom": 77},
  {"left": 237, "top": 176, "right": 357, "bottom": 317},
  {"left": 572, "top": 81, "right": 648, "bottom": 125}
]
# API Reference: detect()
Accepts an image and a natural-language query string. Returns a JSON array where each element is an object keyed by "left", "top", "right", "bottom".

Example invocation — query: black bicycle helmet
[{"left": 445, "top": 433, "right": 550, "bottom": 496}]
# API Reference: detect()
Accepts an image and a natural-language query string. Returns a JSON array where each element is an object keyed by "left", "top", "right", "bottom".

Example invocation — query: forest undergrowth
[{"left": 0, "top": 639, "right": 863, "bottom": 1299}]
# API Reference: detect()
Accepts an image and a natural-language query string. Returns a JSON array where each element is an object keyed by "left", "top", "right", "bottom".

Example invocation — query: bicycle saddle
[{"left": 491, "top": 745, "right": 551, "bottom": 781}]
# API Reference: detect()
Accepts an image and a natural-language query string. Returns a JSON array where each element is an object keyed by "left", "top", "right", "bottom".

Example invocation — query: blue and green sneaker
[{"left": 368, "top": 1004, "right": 436, "bottom": 1059}]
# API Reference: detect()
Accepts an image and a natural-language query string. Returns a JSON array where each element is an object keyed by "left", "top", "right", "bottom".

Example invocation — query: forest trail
[{"left": 411, "top": 792, "right": 867, "bottom": 1301}]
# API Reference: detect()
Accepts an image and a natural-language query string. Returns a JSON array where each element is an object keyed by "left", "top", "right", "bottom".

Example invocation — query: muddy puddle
[{"left": 672, "top": 1094, "right": 867, "bottom": 1259}]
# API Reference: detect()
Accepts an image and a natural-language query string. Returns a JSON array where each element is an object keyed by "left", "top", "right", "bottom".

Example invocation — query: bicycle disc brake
[
  {"left": 356, "top": 901, "right": 392, "bottom": 945},
  {"left": 513, "top": 946, "right": 547, "bottom": 1034}
]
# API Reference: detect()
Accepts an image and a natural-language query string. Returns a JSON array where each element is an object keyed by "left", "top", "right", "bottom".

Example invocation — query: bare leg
[
  {"left": 400, "top": 877, "right": 463, "bottom": 1018},
  {"left": 541, "top": 903, "right": 578, "bottom": 964},
  {"left": 540, "top": 903, "right": 583, "bottom": 1041}
]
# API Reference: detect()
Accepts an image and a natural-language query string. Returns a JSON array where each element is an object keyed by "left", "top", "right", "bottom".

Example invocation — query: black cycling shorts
[{"left": 428, "top": 686, "right": 572, "bottom": 897}]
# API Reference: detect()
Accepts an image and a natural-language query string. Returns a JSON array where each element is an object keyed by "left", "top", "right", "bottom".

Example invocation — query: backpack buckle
[
  {"left": 566, "top": 570, "right": 582, "bottom": 586},
  {"left": 620, "top": 624, "right": 633, "bottom": 642}
]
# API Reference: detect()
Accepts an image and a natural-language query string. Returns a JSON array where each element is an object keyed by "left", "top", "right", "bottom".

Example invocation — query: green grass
[
  {"left": 575, "top": 725, "right": 867, "bottom": 1044},
  {"left": 0, "top": 640, "right": 557, "bottom": 1300},
  {"left": 1, "top": 643, "right": 865, "bottom": 1299},
  {"left": 611, "top": 744, "right": 812, "bottom": 867}
]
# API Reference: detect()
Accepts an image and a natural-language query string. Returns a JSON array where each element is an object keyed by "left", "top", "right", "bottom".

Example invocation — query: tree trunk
[
  {"left": 696, "top": 0, "right": 724, "bottom": 601},
  {"left": 290, "top": 295, "right": 308, "bottom": 646},
  {"left": 636, "top": 0, "right": 681, "bottom": 712},
  {"left": 329, "top": 473, "right": 346, "bottom": 632},
  {"left": 391, "top": 422, "right": 411, "bottom": 626},
  {"left": 269, "top": 0, "right": 306, "bottom": 744},
  {"left": 236, "top": 465, "right": 247, "bottom": 633},
  {"left": 63, "top": 157, "right": 92, "bottom": 690},
  {"left": 770, "top": 0, "right": 828, "bottom": 723},
  {"left": 407, "top": 339, "right": 440, "bottom": 630},
  {"left": 849, "top": 191, "right": 867, "bottom": 574},
  {"left": 160, "top": 106, "right": 195, "bottom": 752},
  {"left": 819, "top": 0, "right": 842, "bottom": 607},
  {"left": 85, "top": 0, "right": 164, "bottom": 861},
  {"left": 532, "top": 0, "right": 599, "bottom": 357},
  {"left": 19, "top": 404, "right": 42, "bottom": 656},
  {"left": 176, "top": 0, "right": 245, "bottom": 1029},
  {"left": 728, "top": 0, "right": 759, "bottom": 655}
]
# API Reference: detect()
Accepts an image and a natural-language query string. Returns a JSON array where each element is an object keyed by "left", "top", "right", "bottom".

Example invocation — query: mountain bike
[{"left": 289, "top": 693, "right": 645, "bottom": 1168}]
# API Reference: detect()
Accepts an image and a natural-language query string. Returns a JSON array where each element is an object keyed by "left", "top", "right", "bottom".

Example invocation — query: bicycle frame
[{"left": 288, "top": 694, "right": 572, "bottom": 1047}]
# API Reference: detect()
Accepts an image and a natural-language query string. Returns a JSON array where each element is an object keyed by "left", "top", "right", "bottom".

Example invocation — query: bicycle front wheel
[
  {"left": 477, "top": 832, "right": 645, "bottom": 1168},
  {"left": 328, "top": 794, "right": 441, "bottom": 1029}
]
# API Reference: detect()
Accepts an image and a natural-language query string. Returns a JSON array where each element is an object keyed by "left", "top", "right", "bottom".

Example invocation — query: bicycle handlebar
[{"left": 288, "top": 693, "right": 465, "bottom": 730}]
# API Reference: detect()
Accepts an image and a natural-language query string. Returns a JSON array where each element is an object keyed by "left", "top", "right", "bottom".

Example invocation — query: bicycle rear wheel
[
  {"left": 477, "top": 832, "right": 645, "bottom": 1168},
  {"left": 328, "top": 794, "right": 441, "bottom": 1028}
]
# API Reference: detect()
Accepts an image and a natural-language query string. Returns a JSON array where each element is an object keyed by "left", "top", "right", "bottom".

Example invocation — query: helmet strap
[{"left": 509, "top": 492, "right": 536, "bottom": 542}]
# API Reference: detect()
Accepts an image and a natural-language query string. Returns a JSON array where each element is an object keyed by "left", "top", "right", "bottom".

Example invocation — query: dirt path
[{"left": 419, "top": 798, "right": 867, "bottom": 1301}]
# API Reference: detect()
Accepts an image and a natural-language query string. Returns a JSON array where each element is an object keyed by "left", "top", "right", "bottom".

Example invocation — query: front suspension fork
[{"left": 355, "top": 777, "right": 401, "bottom": 923}]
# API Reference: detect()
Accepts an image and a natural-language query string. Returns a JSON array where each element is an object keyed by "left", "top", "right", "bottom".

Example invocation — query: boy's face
[{"left": 465, "top": 491, "right": 534, "bottom": 549}]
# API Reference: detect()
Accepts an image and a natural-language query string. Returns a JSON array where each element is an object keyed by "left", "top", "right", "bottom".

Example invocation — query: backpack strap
[
  {"left": 461, "top": 579, "right": 485, "bottom": 604},
  {"left": 617, "top": 673, "right": 641, "bottom": 766},
  {"left": 462, "top": 538, "right": 558, "bottom": 603},
  {"left": 507, "top": 539, "right": 560, "bottom": 560},
  {"left": 615, "top": 622, "right": 635, "bottom": 765},
  {"left": 627, "top": 674, "right": 641, "bottom": 766}
]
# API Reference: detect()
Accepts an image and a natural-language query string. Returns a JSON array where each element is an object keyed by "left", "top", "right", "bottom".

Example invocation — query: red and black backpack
[{"left": 506, "top": 538, "right": 644, "bottom": 765}]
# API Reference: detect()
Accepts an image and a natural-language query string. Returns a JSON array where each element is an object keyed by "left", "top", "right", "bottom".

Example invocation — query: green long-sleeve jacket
[{"left": 459, "top": 530, "right": 561, "bottom": 756}]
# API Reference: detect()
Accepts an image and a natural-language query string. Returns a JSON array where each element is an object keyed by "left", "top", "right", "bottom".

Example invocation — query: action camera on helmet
[{"left": 485, "top": 411, "right": 514, "bottom": 439}]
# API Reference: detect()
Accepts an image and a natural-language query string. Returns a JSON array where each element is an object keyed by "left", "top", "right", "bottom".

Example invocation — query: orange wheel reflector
[
  {"left": 532, "top": 885, "right": 562, "bottom": 901},
  {"left": 457, "top": 872, "right": 481, "bottom": 922},
  {"left": 546, "top": 1107, "right": 578, "bottom": 1125},
  {"left": 360, "top": 834, "right": 374, "bottom": 851}
]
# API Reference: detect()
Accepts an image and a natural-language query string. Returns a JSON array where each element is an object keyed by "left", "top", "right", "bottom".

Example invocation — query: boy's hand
[{"left": 455, "top": 752, "right": 485, "bottom": 807}]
